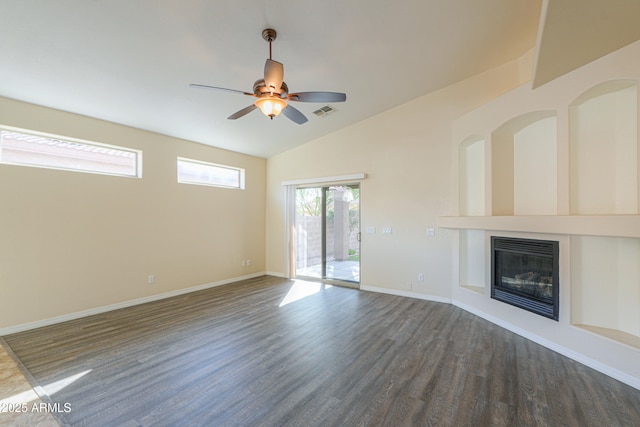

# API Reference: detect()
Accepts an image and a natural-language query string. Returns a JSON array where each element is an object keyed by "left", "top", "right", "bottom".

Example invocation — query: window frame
[
  {"left": 0, "top": 125, "right": 142, "bottom": 178},
  {"left": 177, "top": 157, "right": 245, "bottom": 190}
]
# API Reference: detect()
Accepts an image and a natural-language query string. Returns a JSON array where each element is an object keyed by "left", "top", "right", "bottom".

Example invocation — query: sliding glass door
[{"left": 295, "top": 184, "right": 360, "bottom": 283}]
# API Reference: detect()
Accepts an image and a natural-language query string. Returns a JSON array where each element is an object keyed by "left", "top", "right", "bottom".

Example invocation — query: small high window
[
  {"left": 177, "top": 157, "right": 245, "bottom": 189},
  {"left": 0, "top": 126, "right": 141, "bottom": 178}
]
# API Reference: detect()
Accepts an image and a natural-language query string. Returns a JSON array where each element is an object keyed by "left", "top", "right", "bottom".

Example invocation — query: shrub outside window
[
  {"left": 177, "top": 157, "right": 245, "bottom": 189},
  {"left": 0, "top": 126, "right": 141, "bottom": 178}
]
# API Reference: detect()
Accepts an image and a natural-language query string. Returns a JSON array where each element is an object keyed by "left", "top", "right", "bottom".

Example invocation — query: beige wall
[
  {"left": 0, "top": 97, "right": 266, "bottom": 330},
  {"left": 265, "top": 52, "right": 534, "bottom": 298}
]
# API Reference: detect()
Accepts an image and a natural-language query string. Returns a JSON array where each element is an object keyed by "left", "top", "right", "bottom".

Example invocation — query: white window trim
[
  {"left": 177, "top": 157, "right": 245, "bottom": 190},
  {"left": 0, "top": 125, "right": 142, "bottom": 178}
]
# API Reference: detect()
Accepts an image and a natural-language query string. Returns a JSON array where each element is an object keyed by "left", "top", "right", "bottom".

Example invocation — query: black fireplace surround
[{"left": 491, "top": 236, "right": 559, "bottom": 321}]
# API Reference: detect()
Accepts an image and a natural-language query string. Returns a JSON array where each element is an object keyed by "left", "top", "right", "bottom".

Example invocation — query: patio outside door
[{"left": 295, "top": 184, "right": 360, "bottom": 284}]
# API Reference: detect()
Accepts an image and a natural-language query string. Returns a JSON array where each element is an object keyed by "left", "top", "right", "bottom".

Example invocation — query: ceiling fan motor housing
[{"left": 253, "top": 79, "right": 288, "bottom": 97}]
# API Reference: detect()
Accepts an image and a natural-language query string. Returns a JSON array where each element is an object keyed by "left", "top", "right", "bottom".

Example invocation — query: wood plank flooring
[{"left": 3, "top": 275, "right": 640, "bottom": 426}]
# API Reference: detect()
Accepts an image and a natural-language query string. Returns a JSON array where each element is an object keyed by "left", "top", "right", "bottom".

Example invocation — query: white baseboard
[
  {"left": 0, "top": 272, "right": 267, "bottom": 336},
  {"left": 360, "top": 285, "right": 452, "bottom": 304},
  {"left": 453, "top": 300, "right": 640, "bottom": 391}
]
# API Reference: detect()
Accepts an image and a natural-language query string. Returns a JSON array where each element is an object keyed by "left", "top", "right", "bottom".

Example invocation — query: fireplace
[{"left": 491, "top": 237, "right": 559, "bottom": 320}]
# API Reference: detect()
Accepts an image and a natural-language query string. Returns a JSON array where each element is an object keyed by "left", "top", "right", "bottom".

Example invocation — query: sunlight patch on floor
[
  {"left": 0, "top": 369, "right": 91, "bottom": 407},
  {"left": 279, "top": 280, "right": 332, "bottom": 307},
  {"left": 43, "top": 369, "right": 92, "bottom": 396}
]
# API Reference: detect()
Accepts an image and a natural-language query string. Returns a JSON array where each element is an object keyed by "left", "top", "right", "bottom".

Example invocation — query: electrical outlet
[
  {"left": 366, "top": 226, "right": 376, "bottom": 234},
  {"left": 246, "top": 259, "right": 251, "bottom": 266},
  {"left": 426, "top": 227, "right": 436, "bottom": 237},
  {"left": 148, "top": 275, "right": 155, "bottom": 284},
  {"left": 382, "top": 227, "right": 392, "bottom": 235},
  {"left": 418, "top": 273, "right": 424, "bottom": 281}
]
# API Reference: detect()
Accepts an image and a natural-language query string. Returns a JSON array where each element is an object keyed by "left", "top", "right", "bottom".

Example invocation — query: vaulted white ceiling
[{"left": 0, "top": 1, "right": 637, "bottom": 158}]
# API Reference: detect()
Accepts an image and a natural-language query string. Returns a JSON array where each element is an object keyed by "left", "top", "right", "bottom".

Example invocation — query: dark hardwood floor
[{"left": 3, "top": 275, "right": 640, "bottom": 426}]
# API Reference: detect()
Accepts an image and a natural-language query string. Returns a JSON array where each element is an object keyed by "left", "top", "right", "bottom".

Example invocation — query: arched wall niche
[
  {"left": 569, "top": 79, "right": 638, "bottom": 215},
  {"left": 491, "top": 110, "right": 558, "bottom": 215}
]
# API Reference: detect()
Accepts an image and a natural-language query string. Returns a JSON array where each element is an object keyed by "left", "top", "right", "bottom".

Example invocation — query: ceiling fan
[{"left": 190, "top": 28, "right": 346, "bottom": 124}]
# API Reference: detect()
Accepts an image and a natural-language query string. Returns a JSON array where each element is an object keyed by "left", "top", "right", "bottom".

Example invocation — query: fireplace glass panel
[
  {"left": 496, "top": 252, "right": 554, "bottom": 302},
  {"left": 491, "top": 237, "right": 559, "bottom": 320}
]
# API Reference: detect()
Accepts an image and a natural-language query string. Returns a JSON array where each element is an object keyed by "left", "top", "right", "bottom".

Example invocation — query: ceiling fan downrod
[{"left": 262, "top": 28, "right": 277, "bottom": 60}]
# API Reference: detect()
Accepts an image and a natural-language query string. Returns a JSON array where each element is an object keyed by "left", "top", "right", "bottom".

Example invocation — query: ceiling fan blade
[
  {"left": 288, "top": 92, "right": 346, "bottom": 103},
  {"left": 281, "top": 104, "right": 308, "bottom": 125},
  {"left": 264, "top": 59, "right": 284, "bottom": 92},
  {"left": 228, "top": 104, "right": 258, "bottom": 120},
  {"left": 189, "top": 84, "right": 254, "bottom": 97}
]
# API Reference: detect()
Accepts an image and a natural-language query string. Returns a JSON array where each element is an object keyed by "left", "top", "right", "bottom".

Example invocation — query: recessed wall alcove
[
  {"left": 458, "top": 229, "right": 485, "bottom": 294},
  {"left": 569, "top": 80, "right": 638, "bottom": 215},
  {"left": 458, "top": 136, "right": 485, "bottom": 216},
  {"left": 491, "top": 111, "right": 558, "bottom": 216},
  {"left": 571, "top": 235, "right": 640, "bottom": 348}
]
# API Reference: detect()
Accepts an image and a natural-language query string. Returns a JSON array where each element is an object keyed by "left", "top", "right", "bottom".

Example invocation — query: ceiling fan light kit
[
  {"left": 190, "top": 28, "right": 346, "bottom": 125},
  {"left": 255, "top": 96, "right": 286, "bottom": 119}
]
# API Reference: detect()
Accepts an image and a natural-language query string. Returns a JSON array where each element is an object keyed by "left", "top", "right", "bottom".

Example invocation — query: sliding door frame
[{"left": 282, "top": 173, "right": 366, "bottom": 286}]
